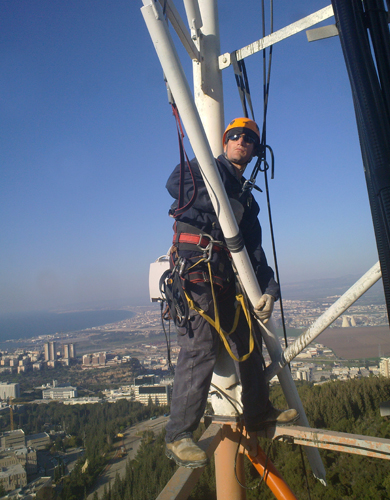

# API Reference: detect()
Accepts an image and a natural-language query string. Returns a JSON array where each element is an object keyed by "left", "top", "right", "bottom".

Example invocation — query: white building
[
  {"left": 0, "top": 383, "right": 20, "bottom": 401},
  {"left": 380, "top": 357, "right": 390, "bottom": 377},
  {"left": 133, "top": 385, "right": 170, "bottom": 405},
  {"left": 42, "top": 386, "right": 77, "bottom": 400}
]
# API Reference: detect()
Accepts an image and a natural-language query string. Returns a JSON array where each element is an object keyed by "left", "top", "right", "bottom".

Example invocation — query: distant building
[
  {"left": 0, "top": 447, "right": 37, "bottom": 475},
  {"left": 295, "top": 368, "right": 313, "bottom": 382},
  {"left": 83, "top": 352, "right": 106, "bottom": 367},
  {"left": 63, "top": 343, "right": 76, "bottom": 360},
  {"left": 63, "top": 397, "right": 102, "bottom": 405},
  {"left": 0, "top": 463, "right": 27, "bottom": 491},
  {"left": 82, "top": 354, "right": 92, "bottom": 366},
  {"left": 9, "top": 358, "right": 18, "bottom": 367},
  {"left": 25, "top": 433, "right": 50, "bottom": 451},
  {"left": 42, "top": 386, "right": 77, "bottom": 400},
  {"left": 134, "top": 374, "right": 156, "bottom": 386},
  {"left": 0, "top": 430, "right": 25, "bottom": 450},
  {"left": 380, "top": 358, "right": 390, "bottom": 377},
  {"left": 44, "top": 343, "right": 50, "bottom": 361},
  {"left": 0, "top": 383, "right": 20, "bottom": 401},
  {"left": 44, "top": 341, "right": 57, "bottom": 362},
  {"left": 17, "top": 365, "right": 30, "bottom": 374},
  {"left": 15, "top": 476, "right": 53, "bottom": 497},
  {"left": 133, "top": 385, "right": 170, "bottom": 405}
]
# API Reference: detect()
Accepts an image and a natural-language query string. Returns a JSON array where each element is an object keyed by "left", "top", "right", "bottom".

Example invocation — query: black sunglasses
[{"left": 227, "top": 133, "right": 256, "bottom": 145}]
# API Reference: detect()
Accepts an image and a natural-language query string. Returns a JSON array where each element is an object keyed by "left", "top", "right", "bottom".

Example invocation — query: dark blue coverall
[{"left": 165, "top": 154, "right": 280, "bottom": 442}]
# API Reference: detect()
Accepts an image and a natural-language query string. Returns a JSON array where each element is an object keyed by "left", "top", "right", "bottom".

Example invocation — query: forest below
[
  {"left": 2, "top": 376, "right": 390, "bottom": 499},
  {"left": 98, "top": 377, "right": 390, "bottom": 500}
]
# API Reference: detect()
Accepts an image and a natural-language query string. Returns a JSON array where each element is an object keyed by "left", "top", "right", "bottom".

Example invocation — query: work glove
[
  {"left": 254, "top": 294, "right": 275, "bottom": 324},
  {"left": 229, "top": 198, "right": 244, "bottom": 225}
]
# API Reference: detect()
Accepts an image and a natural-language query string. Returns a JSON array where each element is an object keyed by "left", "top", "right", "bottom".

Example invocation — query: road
[{"left": 87, "top": 415, "right": 169, "bottom": 500}]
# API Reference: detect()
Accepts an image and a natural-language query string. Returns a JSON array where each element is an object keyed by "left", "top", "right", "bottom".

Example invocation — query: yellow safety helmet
[{"left": 222, "top": 117, "right": 260, "bottom": 146}]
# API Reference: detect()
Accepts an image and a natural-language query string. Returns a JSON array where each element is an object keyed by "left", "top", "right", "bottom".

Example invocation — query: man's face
[{"left": 224, "top": 133, "right": 255, "bottom": 168}]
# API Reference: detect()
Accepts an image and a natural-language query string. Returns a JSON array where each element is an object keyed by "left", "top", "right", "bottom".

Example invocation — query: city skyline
[{"left": 1, "top": 0, "right": 380, "bottom": 314}]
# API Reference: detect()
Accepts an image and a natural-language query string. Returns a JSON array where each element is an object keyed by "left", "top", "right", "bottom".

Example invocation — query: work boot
[
  {"left": 247, "top": 407, "right": 299, "bottom": 432},
  {"left": 165, "top": 438, "right": 208, "bottom": 468}
]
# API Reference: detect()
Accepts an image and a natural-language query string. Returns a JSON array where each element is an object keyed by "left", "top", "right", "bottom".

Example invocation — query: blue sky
[{"left": 0, "top": 1, "right": 380, "bottom": 313}]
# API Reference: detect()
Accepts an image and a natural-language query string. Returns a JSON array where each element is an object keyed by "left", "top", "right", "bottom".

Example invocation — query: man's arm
[{"left": 166, "top": 159, "right": 215, "bottom": 213}]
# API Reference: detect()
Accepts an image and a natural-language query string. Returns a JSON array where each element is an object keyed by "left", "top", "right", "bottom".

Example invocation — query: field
[{"left": 315, "top": 325, "right": 390, "bottom": 359}]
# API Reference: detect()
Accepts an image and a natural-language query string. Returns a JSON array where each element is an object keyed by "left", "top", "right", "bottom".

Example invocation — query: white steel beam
[
  {"left": 158, "top": 0, "right": 201, "bottom": 61},
  {"left": 183, "top": 0, "right": 203, "bottom": 39},
  {"left": 193, "top": 0, "right": 225, "bottom": 157},
  {"left": 219, "top": 5, "right": 334, "bottom": 69},
  {"left": 264, "top": 425, "right": 390, "bottom": 461},
  {"left": 265, "top": 262, "right": 382, "bottom": 382}
]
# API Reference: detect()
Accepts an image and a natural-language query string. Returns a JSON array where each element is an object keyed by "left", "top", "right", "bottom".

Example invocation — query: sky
[{"left": 0, "top": 0, "right": 381, "bottom": 314}]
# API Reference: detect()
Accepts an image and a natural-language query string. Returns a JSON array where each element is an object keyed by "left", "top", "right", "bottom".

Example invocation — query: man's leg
[
  {"left": 220, "top": 297, "right": 271, "bottom": 428},
  {"left": 219, "top": 289, "right": 297, "bottom": 431},
  {"left": 165, "top": 282, "right": 219, "bottom": 467},
  {"left": 165, "top": 345, "right": 217, "bottom": 442}
]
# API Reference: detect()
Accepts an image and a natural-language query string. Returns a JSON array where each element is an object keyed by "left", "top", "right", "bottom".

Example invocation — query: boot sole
[
  {"left": 165, "top": 447, "right": 208, "bottom": 469},
  {"left": 248, "top": 413, "right": 300, "bottom": 432}
]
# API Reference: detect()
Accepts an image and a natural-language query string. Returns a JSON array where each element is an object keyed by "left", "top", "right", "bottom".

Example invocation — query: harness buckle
[{"left": 196, "top": 234, "right": 213, "bottom": 263}]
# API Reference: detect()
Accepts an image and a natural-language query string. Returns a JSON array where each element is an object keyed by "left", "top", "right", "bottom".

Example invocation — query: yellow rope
[{"left": 184, "top": 261, "right": 254, "bottom": 362}]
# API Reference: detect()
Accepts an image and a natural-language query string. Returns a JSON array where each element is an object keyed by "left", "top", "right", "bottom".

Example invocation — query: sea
[{"left": 0, "top": 310, "right": 135, "bottom": 344}]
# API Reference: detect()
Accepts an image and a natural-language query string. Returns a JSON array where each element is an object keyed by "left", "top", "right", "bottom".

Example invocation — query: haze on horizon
[{"left": 1, "top": 1, "right": 380, "bottom": 314}]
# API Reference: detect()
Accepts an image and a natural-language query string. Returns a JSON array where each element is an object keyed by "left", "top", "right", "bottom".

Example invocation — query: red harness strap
[{"left": 173, "top": 232, "right": 224, "bottom": 252}]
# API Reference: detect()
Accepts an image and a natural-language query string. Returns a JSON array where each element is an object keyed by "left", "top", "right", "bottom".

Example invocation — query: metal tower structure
[{"left": 142, "top": 1, "right": 390, "bottom": 498}]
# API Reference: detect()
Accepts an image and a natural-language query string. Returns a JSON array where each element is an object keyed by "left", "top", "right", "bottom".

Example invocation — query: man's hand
[{"left": 254, "top": 294, "right": 275, "bottom": 323}]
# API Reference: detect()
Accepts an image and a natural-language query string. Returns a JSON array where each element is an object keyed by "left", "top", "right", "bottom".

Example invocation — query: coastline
[{"left": 0, "top": 309, "right": 136, "bottom": 346}]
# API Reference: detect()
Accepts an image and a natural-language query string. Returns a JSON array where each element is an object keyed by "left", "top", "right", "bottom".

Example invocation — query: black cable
[
  {"left": 233, "top": 428, "right": 273, "bottom": 491},
  {"left": 331, "top": 0, "right": 390, "bottom": 320},
  {"left": 209, "top": 382, "right": 242, "bottom": 415},
  {"left": 299, "top": 444, "right": 312, "bottom": 500},
  {"left": 257, "top": 0, "right": 289, "bottom": 351},
  {"left": 160, "top": 301, "right": 175, "bottom": 375},
  {"left": 230, "top": 1, "right": 290, "bottom": 349},
  {"left": 260, "top": 152, "right": 289, "bottom": 353}
]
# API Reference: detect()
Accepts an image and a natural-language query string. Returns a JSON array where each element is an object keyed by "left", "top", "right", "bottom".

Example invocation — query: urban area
[{"left": 0, "top": 296, "right": 388, "bottom": 497}]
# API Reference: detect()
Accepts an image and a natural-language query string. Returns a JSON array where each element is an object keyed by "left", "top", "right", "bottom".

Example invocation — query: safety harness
[
  {"left": 161, "top": 228, "right": 256, "bottom": 363},
  {"left": 183, "top": 261, "right": 255, "bottom": 363}
]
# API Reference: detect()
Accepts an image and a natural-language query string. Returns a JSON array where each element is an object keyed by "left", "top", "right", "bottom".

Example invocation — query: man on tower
[{"left": 164, "top": 118, "right": 298, "bottom": 468}]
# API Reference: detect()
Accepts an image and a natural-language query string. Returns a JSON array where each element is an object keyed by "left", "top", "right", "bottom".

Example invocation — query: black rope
[
  {"left": 160, "top": 301, "right": 175, "bottom": 375},
  {"left": 233, "top": 428, "right": 274, "bottom": 491},
  {"left": 299, "top": 444, "right": 312, "bottom": 500},
  {"left": 236, "top": 0, "right": 289, "bottom": 352},
  {"left": 231, "top": 52, "right": 256, "bottom": 120},
  {"left": 209, "top": 382, "right": 242, "bottom": 415},
  {"left": 260, "top": 149, "right": 289, "bottom": 353}
]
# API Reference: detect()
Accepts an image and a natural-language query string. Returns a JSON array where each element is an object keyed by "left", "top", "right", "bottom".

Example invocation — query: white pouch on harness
[{"left": 149, "top": 255, "right": 170, "bottom": 302}]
